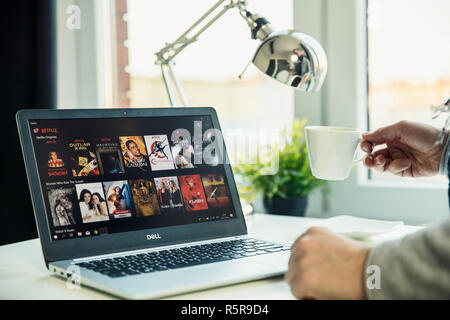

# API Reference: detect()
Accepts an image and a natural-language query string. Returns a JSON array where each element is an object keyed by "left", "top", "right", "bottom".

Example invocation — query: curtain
[{"left": 1, "top": 0, "right": 56, "bottom": 245}]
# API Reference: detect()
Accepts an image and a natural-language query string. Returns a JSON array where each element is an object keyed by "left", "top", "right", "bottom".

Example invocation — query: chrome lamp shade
[
  {"left": 252, "top": 30, "right": 328, "bottom": 92},
  {"left": 155, "top": 0, "right": 329, "bottom": 106}
]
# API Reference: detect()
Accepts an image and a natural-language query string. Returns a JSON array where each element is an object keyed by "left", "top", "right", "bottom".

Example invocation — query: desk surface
[{"left": 0, "top": 213, "right": 421, "bottom": 300}]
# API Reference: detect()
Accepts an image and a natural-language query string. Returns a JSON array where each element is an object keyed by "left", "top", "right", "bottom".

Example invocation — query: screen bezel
[{"left": 16, "top": 107, "right": 247, "bottom": 265}]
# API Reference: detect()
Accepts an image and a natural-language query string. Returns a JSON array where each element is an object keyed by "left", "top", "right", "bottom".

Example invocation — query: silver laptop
[{"left": 16, "top": 107, "right": 290, "bottom": 299}]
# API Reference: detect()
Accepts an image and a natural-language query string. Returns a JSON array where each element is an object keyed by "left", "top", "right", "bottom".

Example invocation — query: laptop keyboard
[{"left": 75, "top": 238, "right": 290, "bottom": 278}]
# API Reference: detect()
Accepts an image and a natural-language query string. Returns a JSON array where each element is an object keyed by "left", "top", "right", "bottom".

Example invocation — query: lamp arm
[
  {"left": 155, "top": 0, "right": 247, "bottom": 65},
  {"left": 155, "top": 0, "right": 254, "bottom": 107},
  {"left": 155, "top": 0, "right": 275, "bottom": 107}
]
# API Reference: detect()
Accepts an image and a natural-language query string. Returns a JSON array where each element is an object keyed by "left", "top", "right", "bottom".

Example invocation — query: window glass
[
  {"left": 126, "top": 0, "right": 294, "bottom": 131},
  {"left": 367, "top": 0, "right": 450, "bottom": 183}
]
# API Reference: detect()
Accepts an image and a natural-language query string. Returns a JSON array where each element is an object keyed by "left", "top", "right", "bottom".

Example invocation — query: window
[
  {"left": 367, "top": 0, "right": 450, "bottom": 184},
  {"left": 298, "top": 0, "right": 449, "bottom": 224},
  {"left": 56, "top": 0, "right": 125, "bottom": 108},
  {"left": 57, "top": 0, "right": 294, "bottom": 129},
  {"left": 126, "top": 0, "right": 294, "bottom": 131}
]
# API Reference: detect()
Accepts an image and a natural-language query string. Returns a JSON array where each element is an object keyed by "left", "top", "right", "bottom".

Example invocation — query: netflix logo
[{"left": 41, "top": 128, "right": 58, "bottom": 134}]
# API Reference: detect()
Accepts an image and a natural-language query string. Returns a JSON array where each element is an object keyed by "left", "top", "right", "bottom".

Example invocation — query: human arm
[
  {"left": 285, "top": 227, "right": 370, "bottom": 299},
  {"left": 364, "top": 218, "right": 450, "bottom": 299},
  {"left": 285, "top": 220, "right": 450, "bottom": 299},
  {"left": 361, "top": 120, "right": 449, "bottom": 177}
]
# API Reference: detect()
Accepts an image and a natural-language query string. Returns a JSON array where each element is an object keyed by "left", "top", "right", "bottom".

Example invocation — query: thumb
[{"left": 362, "top": 123, "right": 402, "bottom": 144}]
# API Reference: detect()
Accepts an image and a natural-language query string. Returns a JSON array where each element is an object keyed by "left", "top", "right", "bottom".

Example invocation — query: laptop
[{"left": 16, "top": 107, "right": 290, "bottom": 299}]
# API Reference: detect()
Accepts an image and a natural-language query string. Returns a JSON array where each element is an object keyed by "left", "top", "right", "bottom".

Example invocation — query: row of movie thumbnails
[
  {"left": 48, "top": 173, "right": 233, "bottom": 229},
  {"left": 45, "top": 134, "right": 208, "bottom": 178}
]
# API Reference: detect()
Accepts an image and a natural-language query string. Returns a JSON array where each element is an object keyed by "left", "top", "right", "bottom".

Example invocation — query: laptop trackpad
[{"left": 117, "top": 260, "right": 281, "bottom": 299}]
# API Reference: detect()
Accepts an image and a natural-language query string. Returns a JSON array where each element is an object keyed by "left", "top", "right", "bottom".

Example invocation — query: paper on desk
[{"left": 311, "top": 215, "right": 404, "bottom": 239}]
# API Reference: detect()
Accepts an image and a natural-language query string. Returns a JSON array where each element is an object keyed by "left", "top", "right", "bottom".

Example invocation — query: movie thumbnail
[
  {"left": 119, "top": 136, "right": 150, "bottom": 174},
  {"left": 75, "top": 182, "right": 110, "bottom": 224},
  {"left": 170, "top": 136, "right": 196, "bottom": 169},
  {"left": 144, "top": 135, "right": 175, "bottom": 171},
  {"left": 102, "top": 180, "right": 135, "bottom": 219},
  {"left": 47, "top": 149, "right": 64, "bottom": 168},
  {"left": 179, "top": 174, "right": 208, "bottom": 211},
  {"left": 68, "top": 139, "right": 100, "bottom": 177},
  {"left": 129, "top": 179, "right": 161, "bottom": 217},
  {"left": 47, "top": 186, "right": 77, "bottom": 227},
  {"left": 154, "top": 176, "right": 184, "bottom": 213},
  {"left": 201, "top": 174, "right": 231, "bottom": 208},
  {"left": 96, "top": 139, "right": 125, "bottom": 176},
  {"left": 46, "top": 146, "right": 69, "bottom": 178}
]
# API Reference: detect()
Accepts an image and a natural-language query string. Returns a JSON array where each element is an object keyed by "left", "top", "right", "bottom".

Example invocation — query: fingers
[
  {"left": 362, "top": 144, "right": 412, "bottom": 176},
  {"left": 387, "top": 158, "right": 412, "bottom": 175},
  {"left": 361, "top": 122, "right": 410, "bottom": 170},
  {"left": 373, "top": 154, "right": 389, "bottom": 172},
  {"left": 364, "top": 154, "right": 412, "bottom": 176},
  {"left": 286, "top": 232, "right": 317, "bottom": 299},
  {"left": 363, "top": 148, "right": 390, "bottom": 172},
  {"left": 360, "top": 140, "right": 391, "bottom": 171},
  {"left": 289, "top": 226, "right": 326, "bottom": 253},
  {"left": 286, "top": 227, "right": 327, "bottom": 290},
  {"left": 286, "top": 227, "right": 347, "bottom": 299},
  {"left": 360, "top": 141, "right": 373, "bottom": 153}
]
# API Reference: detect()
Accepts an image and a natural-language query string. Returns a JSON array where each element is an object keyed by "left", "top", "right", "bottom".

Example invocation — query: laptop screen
[{"left": 28, "top": 115, "right": 237, "bottom": 241}]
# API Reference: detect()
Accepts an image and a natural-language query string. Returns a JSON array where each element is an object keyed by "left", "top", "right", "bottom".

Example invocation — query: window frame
[
  {"left": 295, "top": 0, "right": 448, "bottom": 225},
  {"left": 56, "top": 0, "right": 118, "bottom": 109}
]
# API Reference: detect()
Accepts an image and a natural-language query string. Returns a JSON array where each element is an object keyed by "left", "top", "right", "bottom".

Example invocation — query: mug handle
[{"left": 353, "top": 138, "right": 365, "bottom": 164}]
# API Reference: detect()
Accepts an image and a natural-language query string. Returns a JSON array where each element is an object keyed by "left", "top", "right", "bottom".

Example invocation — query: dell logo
[{"left": 146, "top": 233, "right": 162, "bottom": 240}]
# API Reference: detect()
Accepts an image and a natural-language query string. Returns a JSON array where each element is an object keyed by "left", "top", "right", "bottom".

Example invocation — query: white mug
[{"left": 305, "top": 126, "right": 364, "bottom": 180}]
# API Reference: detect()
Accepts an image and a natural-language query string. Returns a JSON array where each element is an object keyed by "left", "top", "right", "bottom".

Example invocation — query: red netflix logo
[{"left": 41, "top": 128, "right": 58, "bottom": 134}]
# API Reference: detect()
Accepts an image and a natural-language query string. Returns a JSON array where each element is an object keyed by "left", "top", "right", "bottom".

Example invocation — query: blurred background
[{"left": 3, "top": 0, "right": 450, "bottom": 245}]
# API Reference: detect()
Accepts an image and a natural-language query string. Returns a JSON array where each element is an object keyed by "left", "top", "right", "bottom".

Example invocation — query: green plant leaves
[{"left": 233, "top": 118, "right": 327, "bottom": 202}]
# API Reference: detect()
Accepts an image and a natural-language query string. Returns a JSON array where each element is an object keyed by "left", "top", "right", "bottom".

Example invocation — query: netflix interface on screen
[{"left": 28, "top": 116, "right": 236, "bottom": 241}]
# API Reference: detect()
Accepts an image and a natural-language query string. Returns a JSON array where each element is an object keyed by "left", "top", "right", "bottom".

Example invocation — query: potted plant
[{"left": 234, "top": 119, "right": 327, "bottom": 216}]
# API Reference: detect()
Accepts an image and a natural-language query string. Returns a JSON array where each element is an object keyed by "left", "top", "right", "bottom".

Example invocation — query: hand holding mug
[{"left": 361, "top": 120, "right": 447, "bottom": 177}]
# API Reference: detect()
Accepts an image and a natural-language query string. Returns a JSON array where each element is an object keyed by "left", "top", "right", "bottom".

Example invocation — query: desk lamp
[{"left": 155, "top": 0, "right": 328, "bottom": 106}]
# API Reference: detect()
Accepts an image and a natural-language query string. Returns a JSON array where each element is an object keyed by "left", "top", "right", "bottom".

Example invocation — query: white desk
[{"left": 0, "top": 213, "right": 422, "bottom": 300}]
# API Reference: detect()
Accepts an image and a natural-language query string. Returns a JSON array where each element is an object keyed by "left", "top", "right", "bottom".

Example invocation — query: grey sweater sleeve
[{"left": 365, "top": 218, "right": 450, "bottom": 299}]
